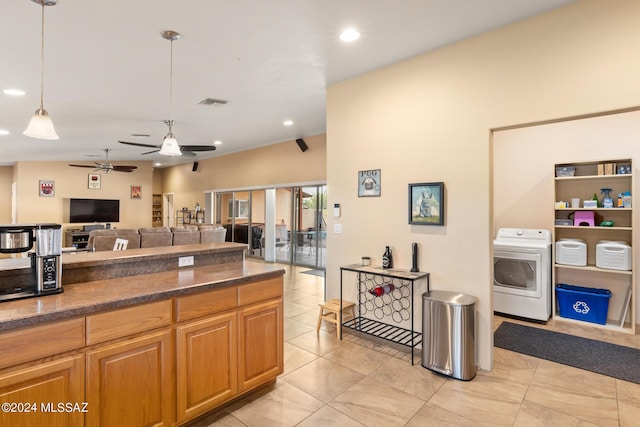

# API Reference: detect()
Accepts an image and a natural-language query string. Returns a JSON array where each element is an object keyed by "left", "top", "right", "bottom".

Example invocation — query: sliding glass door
[{"left": 213, "top": 184, "right": 326, "bottom": 268}]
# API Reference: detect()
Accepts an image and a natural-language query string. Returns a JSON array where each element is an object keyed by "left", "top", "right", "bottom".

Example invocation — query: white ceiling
[{"left": 0, "top": 0, "right": 574, "bottom": 166}]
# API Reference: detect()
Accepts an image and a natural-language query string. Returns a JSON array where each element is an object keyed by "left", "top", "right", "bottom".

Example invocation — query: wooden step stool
[{"left": 317, "top": 299, "right": 356, "bottom": 339}]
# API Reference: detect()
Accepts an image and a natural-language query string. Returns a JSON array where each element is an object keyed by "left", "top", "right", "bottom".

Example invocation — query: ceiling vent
[{"left": 198, "top": 98, "right": 229, "bottom": 106}]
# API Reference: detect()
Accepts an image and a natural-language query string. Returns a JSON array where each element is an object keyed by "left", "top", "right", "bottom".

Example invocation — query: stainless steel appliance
[{"left": 0, "top": 223, "right": 63, "bottom": 302}]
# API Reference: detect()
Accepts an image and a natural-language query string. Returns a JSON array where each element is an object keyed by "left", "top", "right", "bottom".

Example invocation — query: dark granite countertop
[
  {"left": 0, "top": 260, "right": 285, "bottom": 332},
  {"left": 61, "top": 242, "right": 247, "bottom": 269}
]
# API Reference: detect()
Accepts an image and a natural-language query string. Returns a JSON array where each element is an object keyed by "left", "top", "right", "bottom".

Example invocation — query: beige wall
[
  {"left": 161, "top": 134, "right": 326, "bottom": 216},
  {"left": 8, "top": 161, "right": 154, "bottom": 233},
  {"left": 326, "top": 0, "right": 640, "bottom": 370},
  {"left": 0, "top": 166, "right": 13, "bottom": 223}
]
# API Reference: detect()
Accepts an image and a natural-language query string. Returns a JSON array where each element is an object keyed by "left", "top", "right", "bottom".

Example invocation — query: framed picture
[
  {"left": 130, "top": 185, "right": 142, "bottom": 199},
  {"left": 39, "top": 180, "right": 54, "bottom": 197},
  {"left": 409, "top": 182, "right": 444, "bottom": 226},
  {"left": 358, "top": 169, "right": 381, "bottom": 197},
  {"left": 88, "top": 173, "right": 101, "bottom": 189}
]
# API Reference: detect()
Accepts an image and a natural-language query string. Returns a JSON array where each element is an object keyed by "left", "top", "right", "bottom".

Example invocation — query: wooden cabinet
[
  {"left": 0, "top": 355, "right": 84, "bottom": 427},
  {"left": 86, "top": 330, "right": 173, "bottom": 427},
  {"left": 0, "top": 275, "right": 283, "bottom": 426},
  {"left": 238, "top": 298, "right": 283, "bottom": 392},
  {"left": 174, "top": 277, "right": 283, "bottom": 423},
  {"left": 175, "top": 312, "right": 237, "bottom": 423},
  {"left": 554, "top": 159, "right": 635, "bottom": 333}
]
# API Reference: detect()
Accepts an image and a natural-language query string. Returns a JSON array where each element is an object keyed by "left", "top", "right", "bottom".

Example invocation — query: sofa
[
  {"left": 170, "top": 226, "right": 200, "bottom": 245},
  {"left": 86, "top": 229, "right": 141, "bottom": 252},
  {"left": 87, "top": 224, "right": 227, "bottom": 252}
]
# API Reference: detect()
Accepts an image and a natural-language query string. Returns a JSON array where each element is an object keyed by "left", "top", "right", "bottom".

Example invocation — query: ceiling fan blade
[
  {"left": 113, "top": 166, "right": 138, "bottom": 172},
  {"left": 141, "top": 149, "right": 160, "bottom": 155},
  {"left": 180, "top": 150, "right": 198, "bottom": 157},
  {"left": 69, "top": 164, "right": 99, "bottom": 168},
  {"left": 119, "top": 141, "right": 161, "bottom": 149},
  {"left": 180, "top": 145, "right": 216, "bottom": 152}
]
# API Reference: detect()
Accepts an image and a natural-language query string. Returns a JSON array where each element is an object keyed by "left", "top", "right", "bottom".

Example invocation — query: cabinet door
[
  {"left": 238, "top": 298, "right": 283, "bottom": 392},
  {"left": 0, "top": 354, "right": 84, "bottom": 427},
  {"left": 175, "top": 311, "right": 237, "bottom": 424},
  {"left": 86, "top": 330, "right": 172, "bottom": 427}
]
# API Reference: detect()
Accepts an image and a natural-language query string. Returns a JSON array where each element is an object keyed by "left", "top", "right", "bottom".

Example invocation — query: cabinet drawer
[
  {"left": 175, "top": 286, "right": 237, "bottom": 323},
  {"left": 0, "top": 318, "right": 85, "bottom": 369},
  {"left": 238, "top": 278, "right": 283, "bottom": 306},
  {"left": 86, "top": 300, "right": 172, "bottom": 345}
]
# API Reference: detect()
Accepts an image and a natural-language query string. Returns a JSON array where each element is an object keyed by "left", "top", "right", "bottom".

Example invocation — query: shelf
[
  {"left": 554, "top": 208, "right": 631, "bottom": 211},
  {"left": 555, "top": 174, "right": 632, "bottom": 181},
  {"left": 554, "top": 225, "right": 632, "bottom": 231},
  {"left": 555, "top": 264, "right": 632, "bottom": 275},
  {"left": 342, "top": 317, "right": 422, "bottom": 347},
  {"left": 553, "top": 158, "right": 635, "bottom": 334}
]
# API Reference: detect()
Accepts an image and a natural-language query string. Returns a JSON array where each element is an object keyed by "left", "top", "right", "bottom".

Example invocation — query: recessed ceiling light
[
  {"left": 340, "top": 28, "right": 360, "bottom": 42},
  {"left": 283, "top": 120, "right": 293, "bottom": 126},
  {"left": 154, "top": 162, "right": 162, "bottom": 167},
  {"left": 3, "top": 89, "right": 25, "bottom": 96},
  {"left": 214, "top": 140, "right": 222, "bottom": 145},
  {"left": 0, "top": 130, "right": 9, "bottom": 136}
]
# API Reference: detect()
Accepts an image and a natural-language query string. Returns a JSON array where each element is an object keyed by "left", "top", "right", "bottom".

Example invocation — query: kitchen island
[{"left": 0, "top": 243, "right": 285, "bottom": 426}]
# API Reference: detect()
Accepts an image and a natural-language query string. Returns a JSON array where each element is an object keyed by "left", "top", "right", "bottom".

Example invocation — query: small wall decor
[
  {"left": 409, "top": 182, "right": 444, "bottom": 226},
  {"left": 130, "top": 185, "right": 142, "bottom": 199},
  {"left": 358, "top": 169, "right": 381, "bottom": 197},
  {"left": 39, "top": 180, "right": 54, "bottom": 197},
  {"left": 88, "top": 173, "right": 101, "bottom": 190}
]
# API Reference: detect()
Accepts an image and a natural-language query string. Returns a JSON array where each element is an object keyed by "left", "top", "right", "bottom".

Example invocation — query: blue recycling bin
[{"left": 556, "top": 284, "right": 611, "bottom": 325}]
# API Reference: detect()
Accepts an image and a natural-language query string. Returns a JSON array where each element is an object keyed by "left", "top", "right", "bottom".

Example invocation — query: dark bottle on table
[{"left": 382, "top": 246, "right": 393, "bottom": 269}]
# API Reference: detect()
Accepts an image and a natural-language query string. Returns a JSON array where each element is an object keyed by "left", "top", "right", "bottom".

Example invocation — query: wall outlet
[{"left": 178, "top": 256, "right": 194, "bottom": 267}]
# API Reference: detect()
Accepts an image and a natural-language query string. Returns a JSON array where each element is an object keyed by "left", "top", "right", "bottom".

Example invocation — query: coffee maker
[{"left": 0, "top": 223, "right": 63, "bottom": 301}]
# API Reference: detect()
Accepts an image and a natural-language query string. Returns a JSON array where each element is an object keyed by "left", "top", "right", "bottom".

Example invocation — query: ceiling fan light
[
  {"left": 159, "top": 135, "right": 182, "bottom": 156},
  {"left": 23, "top": 108, "right": 59, "bottom": 140}
]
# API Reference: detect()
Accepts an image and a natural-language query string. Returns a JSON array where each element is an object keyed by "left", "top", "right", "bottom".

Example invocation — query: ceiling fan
[
  {"left": 69, "top": 149, "right": 137, "bottom": 173},
  {"left": 119, "top": 30, "right": 217, "bottom": 158},
  {"left": 118, "top": 121, "right": 216, "bottom": 157}
]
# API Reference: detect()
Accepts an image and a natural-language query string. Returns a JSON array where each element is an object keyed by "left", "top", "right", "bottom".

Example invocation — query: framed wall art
[
  {"left": 39, "top": 180, "right": 55, "bottom": 197},
  {"left": 88, "top": 173, "right": 101, "bottom": 190},
  {"left": 130, "top": 185, "right": 142, "bottom": 199},
  {"left": 409, "top": 182, "right": 444, "bottom": 226},
  {"left": 358, "top": 169, "right": 381, "bottom": 197}
]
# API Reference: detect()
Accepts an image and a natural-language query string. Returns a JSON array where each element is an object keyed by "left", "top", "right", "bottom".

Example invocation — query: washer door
[{"left": 494, "top": 249, "right": 542, "bottom": 298}]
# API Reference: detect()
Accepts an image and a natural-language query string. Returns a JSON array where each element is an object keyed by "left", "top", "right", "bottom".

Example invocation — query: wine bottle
[
  {"left": 382, "top": 246, "right": 393, "bottom": 269},
  {"left": 369, "top": 283, "right": 395, "bottom": 296}
]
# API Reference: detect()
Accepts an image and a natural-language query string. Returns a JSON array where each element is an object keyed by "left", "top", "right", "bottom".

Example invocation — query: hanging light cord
[
  {"left": 168, "top": 38, "right": 174, "bottom": 134},
  {"left": 39, "top": 1, "right": 46, "bottom": 111}
]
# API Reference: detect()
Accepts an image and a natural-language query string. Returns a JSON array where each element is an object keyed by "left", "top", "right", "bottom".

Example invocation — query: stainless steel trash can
[{"left": 422, "top": 290, "right": 477, "bottom": 380}]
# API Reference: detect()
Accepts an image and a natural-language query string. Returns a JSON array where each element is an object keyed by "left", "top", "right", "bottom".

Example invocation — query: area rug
[
  {"left": 494, "top": 321, "right": 640, "bottom": 384},
  {"left": 301, "top": 269, "right": 325, "bottom": 277}
]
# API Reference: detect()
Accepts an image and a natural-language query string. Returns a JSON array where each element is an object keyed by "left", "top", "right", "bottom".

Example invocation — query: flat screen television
[{"left": 67, "top": 198, "right": 120, "bottom": 223}]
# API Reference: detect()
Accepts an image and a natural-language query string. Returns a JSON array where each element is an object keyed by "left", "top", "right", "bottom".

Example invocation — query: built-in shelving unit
[
  {"left": 553, "top": 159, "right": 635, "bottom": 333},
  {"left": 152, "top": 194, "right": 162, "bottom": 227}
]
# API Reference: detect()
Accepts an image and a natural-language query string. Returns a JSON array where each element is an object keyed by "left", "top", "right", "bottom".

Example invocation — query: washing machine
[{"left": 493, "top": 228, "right": 552, "bottom": 322}]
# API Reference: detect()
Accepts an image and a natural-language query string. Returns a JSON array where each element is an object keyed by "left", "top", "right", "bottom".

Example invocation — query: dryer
[{"left": 493, "top": 228, "right": 552, "bottom": 322}]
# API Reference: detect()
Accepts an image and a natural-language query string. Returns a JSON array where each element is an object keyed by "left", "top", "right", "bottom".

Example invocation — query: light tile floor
[{"left": 192, "top": 265, "right": 640, "bottom": 426}]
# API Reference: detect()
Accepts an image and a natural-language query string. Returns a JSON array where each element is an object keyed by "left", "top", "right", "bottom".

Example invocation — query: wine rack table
[{"left": 339, "top": 264, "right": 430, "bottom": 364}]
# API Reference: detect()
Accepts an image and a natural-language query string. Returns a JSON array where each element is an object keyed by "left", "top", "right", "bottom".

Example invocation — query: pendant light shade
[
  {"left": 24, "top": 108, "right": 58, "bottom": 140},
  {"left": 160, "top": 30, "right": 182, "bottom": 156},
  {"left": 159, "top": 134, "right": 182, "bottom": 156},
  {"left": 24, "top": 0, "right": 59, "bottom": 140}
]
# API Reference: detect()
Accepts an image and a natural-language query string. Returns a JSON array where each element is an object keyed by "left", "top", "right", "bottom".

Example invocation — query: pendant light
[
  {"left": 23, "top": 0, "right": 59, "bottom": 140},
  {"left": 159, "top": 30, "right": 182, "bottom": 156}
]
